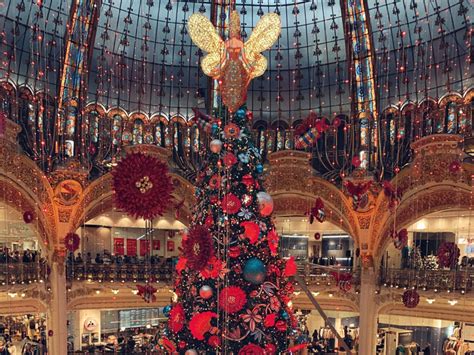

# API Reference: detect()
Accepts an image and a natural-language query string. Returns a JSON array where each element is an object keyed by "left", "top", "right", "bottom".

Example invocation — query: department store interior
[{"left": 0, "top": 0, "right": 472, "bottom": 354}]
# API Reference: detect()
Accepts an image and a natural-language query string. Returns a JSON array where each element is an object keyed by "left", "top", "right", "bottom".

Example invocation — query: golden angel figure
[{"left": 188, "top": 10, "right": 281, "bottom": 112}]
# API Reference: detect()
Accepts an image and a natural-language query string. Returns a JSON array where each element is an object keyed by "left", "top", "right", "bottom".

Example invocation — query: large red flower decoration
[
  {"left": 241, "top": 221, "right": 260, "bottom": 244},
  {"left": 200, "top": 257, "right": 226, "bottom": 279},
  {"left": 283, "top": 257, "right": 297, "bottom": 277},
  {"left": 238, "top": 343, "right": 265, "bottom": 354},
  {"left": 136, "top": 284, "right": 157, "bottom": 303},
  {"left": 168, "top": 303, "right": 185, "bottom": 333},
  {"left": 218, "top": 286, "right": 247, "bottom": 314},
  {"left": 437, "top": 242, "right": 460, "bottom": 269},
  {"left": 181, "top": 226, "right": 214, "bottom": 271},
  {"left": 112, "top": 152, "right": 174, "bottom": 220},
  {"left": 223, "top": 153, "right": 237, "bottom": 167},
  {"left": 222, "top": 193, "right": 242, "bottom": 214},
  {"left": 64, "top": 233, "right": 80, "bottom": 252},
  {"left": 189, "top": 311, "right": 217, "bottom": 340},
  {"left": 267, "top": 229, "right": 279, "bottom": 256}
]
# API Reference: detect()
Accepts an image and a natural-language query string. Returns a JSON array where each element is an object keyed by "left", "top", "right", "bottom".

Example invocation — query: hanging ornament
[
  {"left": 391, "top": 228, "right": 408, "bottom": 250},
  {"left": 448, "top": 160, "right": 462, "bottom": 173},
  {"left": 136, "top": 284, "right": 158, "bottom": 303},
  {"left": 256, "top": 191, "right": 274, "bottom": 216},
  {"left": 437, "top": 242, "right": 460, "bottom": 269},
  {"left": 344, "top": 180, "right": 372, "bottom": 210},
  {"left": 181, "top": 226, "right": 214, "bottom": 271},
  {"left": 307, "top": 197, "right": 325, "bottom": 223},
  {"left": 163, "top": 305, "right": 172, "bottom": 317},
  {"left": 23, "top": 211, "right": 35, "bottom": 224},
  {"left": 382, "top": 180, "right": 402, "bottom": 210},
  {"left": 402, "top": 289, "right": 420, "bottom": 308},
  {"left": 64, "top": 233, "right": 80, "bottom": 252},
  {"left": 314, "top": 232, "right": 321, "bottom": 241},
  {"left": 210, "top": 139, "right": 223, "bottom": 153},
  {"left": 199, "top": 285, "right": 213, "bottom": 299},
  {"left": 112, "top": 153, "right": 174, "bottom": 220},
  {"left": 351, "top": 156, "right": 361, "bottom": 168},
  {"left": 243, "top": 258, "right": 267, "bottom": 284}
]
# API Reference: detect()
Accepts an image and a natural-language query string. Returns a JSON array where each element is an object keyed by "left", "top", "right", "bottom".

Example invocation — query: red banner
[
  {"left": 167, "top": 240, "right": 175, "bottom": 252},
  {"left": 152, "top": 240, "right": 160, "bottom": 251},
  {"left": 114, "top": 238, "right": 124, "bottom": 256},
  {"left": 140, "top": 240, "right": 150, "bottom": 256},
  {"left": 127, "top": 239, "right": 137, "bottom": 256}
]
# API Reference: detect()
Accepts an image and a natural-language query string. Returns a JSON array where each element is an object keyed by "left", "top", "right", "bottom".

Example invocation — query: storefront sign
[
  {"left": 153, "top": 240, "right": 161, "bottom": 251},
  {"left": 114, "top": 238, "right": 124, "bottom": 255},
  {"left": 127, "top": 239, "right": 137, "bottom": 256}
]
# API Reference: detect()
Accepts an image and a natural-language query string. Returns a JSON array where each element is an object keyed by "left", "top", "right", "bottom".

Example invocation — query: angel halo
[{"left": 188, "top": 10, "right": 281, "bottom": 112}]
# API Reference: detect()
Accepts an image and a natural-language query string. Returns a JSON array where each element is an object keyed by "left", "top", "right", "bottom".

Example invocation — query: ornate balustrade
[
  {"left": 0, "top": 263, "right": 49, "bottom": 286},
  {"left": 66, "top": 263, "right": 173, "bottom": 284},
  {"left": 380, "top": 268, "right": 474, "bottom": 293}
]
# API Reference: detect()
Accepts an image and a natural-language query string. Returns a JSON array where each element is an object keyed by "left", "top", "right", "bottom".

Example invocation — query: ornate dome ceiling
[{"left": 0, "top": 0, "right": 471, "bottom": 125}]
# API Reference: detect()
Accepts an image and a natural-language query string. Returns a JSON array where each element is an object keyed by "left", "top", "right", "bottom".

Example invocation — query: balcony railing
[
  {"left": 0, "top": 262, "right": 49, "bottom": 286},
  {"left": 380, "top": 268, "right": 474, "bottom": 293},
  {"left": 66, "top": 262, "right": 173, "bottom": 284}
]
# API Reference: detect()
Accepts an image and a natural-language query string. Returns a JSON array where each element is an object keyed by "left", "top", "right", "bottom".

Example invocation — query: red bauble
[
  {"left": 178, "top": 341, "right": 186, "bottom": 349},
  {"left": 48, "top": 330, "right": 53, "bottom": 337},
  {"left": 314, "top": 232, "right": 321, "bottom": 240},
  {"left": 23, "top": 211, "right": 35, "bottom": 224},
  {"left": 332, "top": 117, "right": 342, "bottom": 128},
  {"left": 218, "top": 286, "right": 247, "bottom": 314},
  {"left": 241, "top": 174, "right": 255, "bottom": 189},
  {"left": 208, "top": 335, "right": 221, "bottom": 348},
  {"left": 222, "top": 193, "right": 241, "bottom": 214},
  {"left": 168, "top": 303, "right": 185, "bottom": 333},
  {"left": 246, "top": 111, "right": 254, "bottom": 121},
  {"left": 437, "top": 242, "right": 460, "bottom": 269},
  {"left": 238, "top": 344, "right": 265, "bottom": 355},
  {"left": 181, "top": 226, "right": 214, "bottom": 271},
  {"left": 241, "top": 221, "right": 260, "bottom": 244},
  {"left": 402, "top": 289, "right": 420, "bottom": 308},
  {"left": 265, "top": 344, "right": 277, "bottom": 355},
  {"left": 112, "top": 152, "right": 174, "bottom": 220},
  {"left": 189, "top": 311, "right": 217, "bottom": 340},
  {"left": 64, "top": 233, "right": 80, "bottom": 252},
  {"left": 229, "top": 246, "right": 241, "bottom": 258},
  {"left": 205, "top": 215, "right": 214, "bottom": 227}
]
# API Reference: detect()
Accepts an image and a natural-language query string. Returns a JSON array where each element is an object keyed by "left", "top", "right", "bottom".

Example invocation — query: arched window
[
  {"left": 445, "top": 101, "right": 457, "bottom": 134},
  {"left": 88, "top": 111, "right": 99, "bottom": 143},
  {"left": 132, "top": 119, "right": 144, "bottom": 145},
  {"left": 112, "top": 115, "right": 123, "bottom": 146},
  {"left": 155, "top": 122, "right": 163, "bottom": 146}
]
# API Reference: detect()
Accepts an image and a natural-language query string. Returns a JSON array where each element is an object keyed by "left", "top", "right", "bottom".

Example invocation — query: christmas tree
[{"left": 164, "top": 106, "right": 297, "bottom": 353}]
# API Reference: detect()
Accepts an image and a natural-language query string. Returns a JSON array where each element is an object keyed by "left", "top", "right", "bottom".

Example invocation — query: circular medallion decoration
[
  {"left": 402, "top": 289, "right": 420, "bottom": 308},
  {"left": 112, "top": 152, "right": 174, "bottom": 220},
  {"left": 23, "top": 211, "right": 35, "bottom": 224},
  {"left": 54, "top": 180, "right": 83, "bottom": 206},
  {"left": 83, "top": 318, "right": 98, "bottom": 332}
]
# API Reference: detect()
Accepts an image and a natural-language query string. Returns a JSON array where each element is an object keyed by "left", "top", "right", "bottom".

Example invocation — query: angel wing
[
  {"left": 188, "top": 14, "right": 225, "bottom": 77},
  {"left": 244, "top": 13, "right": 281, "bottom": 78}
]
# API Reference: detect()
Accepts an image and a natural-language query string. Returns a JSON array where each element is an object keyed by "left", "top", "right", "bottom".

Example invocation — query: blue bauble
[
  {"left": 243, "top": 257, "right": 266, "bottom": 285},
  {"left": 281, "top": 311, "right": 289, "bottom": 320},
  {"left": 256, "top": 164, "right": 264, "bottom": 174},
  {"left": 212, "top": 123, "right": 219, "bottom": 134},
  {"left": 163, "top": 305, "right": 172, "bottom": 317},
  {"left": 236, "top": 109, "right": 246, "bottom": 119}
]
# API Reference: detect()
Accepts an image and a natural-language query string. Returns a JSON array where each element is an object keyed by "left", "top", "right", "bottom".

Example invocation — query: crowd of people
[
  {"left": 67, "top": 251, "right": 174, "bottom": 267},
  {"left": 0, "top": 315, "right": 47, "bottom": 355},
  {"left": 0, "top": 249, "right": 45, "bottom": 264}
]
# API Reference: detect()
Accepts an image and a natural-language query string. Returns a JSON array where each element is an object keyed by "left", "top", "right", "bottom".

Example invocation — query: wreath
[
  {"left": 402, "top": 289, "right": 420, "bottom": 308},
  {"left": 437, "top": 242, "right": 460, "bottom": 269},
  {"left": 112, "top": 152, "right": 174, "bottom": 220},
  {"left": 64, "top": 233, "right": 80, "bottom": 252}
]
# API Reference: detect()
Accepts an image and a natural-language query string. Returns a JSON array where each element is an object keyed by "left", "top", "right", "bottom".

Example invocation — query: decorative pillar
[
  {"left": 48, "top": 250, "right": 68, "bottom": 355},
  {"left": 358, "top": 267, "right": 378, "bottom": 354}
]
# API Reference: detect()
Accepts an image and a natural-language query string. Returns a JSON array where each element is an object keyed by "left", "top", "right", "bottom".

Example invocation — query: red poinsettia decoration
[
  {"left": 238, "top": 344, "right": 265, "bottom": 355},
  {"left": 264, "top": 313, "right": 277, "bottom": 328},
  {"left": 307, "top": 197, "right": 325, "bottom": 223},
  {"left": 181, "top": 226, "right": 214, "bottom": 271},
  {"left": 209, "top": 174, "right": 221, "bottom": 189},
  {"left": 222, "top": 193, "right": 242, "bottom": 214},
  {"left": 331, "top": 272, "right": 353, "bottom": 292},
  {"left": 168, "top": 303, "right": 185, "bottom": 333},
  {"left": 112, "top": 153, "right": 174, "bottom": 220},
  {"left": 241, "top": 221, "right": 260, "bottom": 244},
  {"left": 219, "top": 286, "right": 247, "bottom": 314},
  {"left": 136, "top": 284, "right": 157, "bottom": 303},
  {"left": 64, "top": 233, "right": 80, "bottom": 252},
  {"left": 189, "top": 311, "right": 217, "bottom": 340},
  {"left": 224, "top": 123, "right": 241, "bottom": 138},
  {"left": 344, "top": 180, "right": 372, "bottom": 209},
  {"left": 283, "top": 257, "right": 297, "bottom": 277},
  {"left": 402, "top": 289, "right": 420, "bottom": 308},
  {"left": 223, "top": 152, "right": 238, "bottom": 167},
  {"left": 382, "top": 180, "right": 402, "bottom": 209},
  {"left": 200, "top": 257, "right": 227, "bottom": 279},
  {"left": 175, "top": 257, "right": 187, "bottom": 274},
  {"left": 437, "top": 242, "right": 460, "bottom": 269}
]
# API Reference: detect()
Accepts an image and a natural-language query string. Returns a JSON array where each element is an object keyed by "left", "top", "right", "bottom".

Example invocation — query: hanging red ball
[
  {"left": 88, "top": 144, "right": 97, "bottom": 155},
  {"left": 23, "top": 211, "right": 35, "bottom": 224},
  {"left": 352, "top": 155, "right": 361, "bottom": 168},
  {"left": 314, "top": 232, "right": 321, "bottom": 240},
  {"left": 332, "top": 117, "right": 341, "bottom": 128}
]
